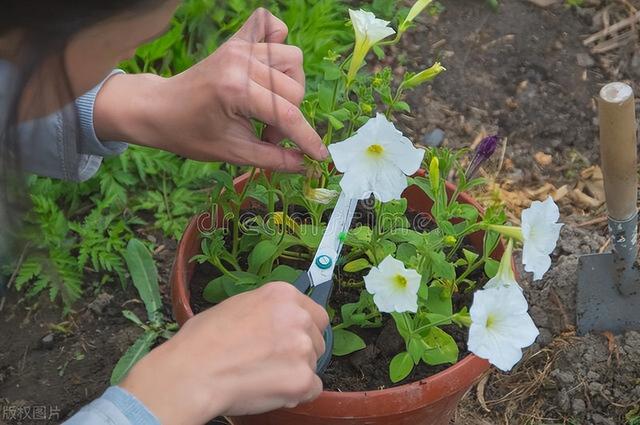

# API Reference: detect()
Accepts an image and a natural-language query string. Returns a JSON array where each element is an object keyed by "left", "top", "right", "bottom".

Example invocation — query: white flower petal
[
  {"left": 468, "top": 286, "right": 538, "bottom": 371},
  {"left": 468, "top": 326, "right": 524, "bottom": 372},
  {"left": 522, "top": 244, "right": 552, "bottom": 281},
  {"left": 349, "top": 9, "right": 395, "bottom": 46},
  {"left": 368, "top": 165, "right": 408, "bottom": 202},
  {"left": 329, "top": 115, "right": 419, "bottom": 202},
  {"left": 328, "top": 133, "right": 370, "bottom": 173},
  {"left": 521, "top": 196, "right": 563, "bottom": 281},
  {"left": 364, "top": 255, "right": 421, "bottom": 314},
  {"left": 364, "top": 265, "right": 386, "bottom": 293},
  {"left": 372, "top": 292, "right": 396, "bottom": 313}
]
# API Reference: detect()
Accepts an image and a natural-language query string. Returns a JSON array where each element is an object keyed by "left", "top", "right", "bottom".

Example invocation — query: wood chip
[
  {"left": 527, "top": 0, "right": 559, "bottom": 7},
  {"left": 584, "top": 11, "right": 640, "bottom": 46},
  {"left": 534, "top": 152, "right": 553, "bottom": 166},
  {"left": 476, "top": 372, "right": 492, "bottom": 413},
  {"left": 569, "top": 188, "right": 604, "bottom": 209}
]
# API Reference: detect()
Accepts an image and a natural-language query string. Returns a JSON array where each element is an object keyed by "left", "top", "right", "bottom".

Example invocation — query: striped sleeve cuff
[
  {"left": 103, "top": 386, "right": 161, "bottom": 425},
  {"left": 76, "top": 69, "right": 128, "bottom": 157}
]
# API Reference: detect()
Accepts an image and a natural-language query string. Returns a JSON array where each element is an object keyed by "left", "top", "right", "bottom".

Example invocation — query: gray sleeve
[
  {"left": 18, "top": 70, "right": 128, "bottom": 182},
  {"left": 62, "top": 386, "right": 160, "bottom": 425}
]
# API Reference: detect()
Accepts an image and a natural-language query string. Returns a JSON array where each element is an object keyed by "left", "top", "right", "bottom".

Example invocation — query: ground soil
[{"left": 2, "top": 0, "right": 640, "bottom": 424}]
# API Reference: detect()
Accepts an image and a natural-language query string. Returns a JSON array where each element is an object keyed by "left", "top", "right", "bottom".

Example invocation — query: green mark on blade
[{"left": 338, "top": 231, "right": 347, "bottom": 242}]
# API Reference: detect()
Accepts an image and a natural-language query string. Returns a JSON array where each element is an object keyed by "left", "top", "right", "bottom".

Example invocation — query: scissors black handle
[{"left": 292, "top": 273, "right": 334, "bottom": 373}]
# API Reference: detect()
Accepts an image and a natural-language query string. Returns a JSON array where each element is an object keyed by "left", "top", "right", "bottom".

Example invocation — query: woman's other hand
[
  {"left": 94, "top": 8, "right": 328, "bottom": 173},
  {"left": 120, "top": 282, "right": 329, "bottom": 425}
]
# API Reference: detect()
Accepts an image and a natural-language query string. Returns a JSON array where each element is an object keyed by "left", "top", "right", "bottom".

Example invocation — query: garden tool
[
  {"left": 577, "top": 82, "right": 640, "bottom": 335},
  {"left": 292, "top": 191, "right": 358, "bottom": 372}
]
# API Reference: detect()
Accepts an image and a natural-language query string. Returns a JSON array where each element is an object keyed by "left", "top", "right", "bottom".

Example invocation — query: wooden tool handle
[{"left": 597, "top": 82, "right": 638, "bottom": 221}]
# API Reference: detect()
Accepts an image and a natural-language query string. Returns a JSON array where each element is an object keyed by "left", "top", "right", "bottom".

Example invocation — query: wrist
[
  {"left": 93, "top": 73, "right": 167, "bottom": 148},
  {"left": 119, "top": 338, "right": 230, "bottom": 425}
]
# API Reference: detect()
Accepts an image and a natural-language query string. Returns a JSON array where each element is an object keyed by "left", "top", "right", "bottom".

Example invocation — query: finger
[
  {"left": 262, "top": 125, "right": 286, "bottom": 145},
  {"left": 306, "top": 321, "right": 326, "bottom": 358},
  {"left": 233, "top": 137, "right": 306, "bottom": 172},
  {"left": 251, "top": 59, "right": 304, "bottom": 106},
  {"left": 304, "top": 375, "right": 323, "bottom": 403},
  {"left": 247, "top": 81, "right": 327, "bottom": 161},
  {"left": 284, "top": 374, "right": 323, "bottom": 409},
  {"left": 296, "top": 295, "right": 331, "bottom": 332},
  {"left": 253, "top": 43, "right": 305, "bottom": 89},
  {"left": 231, "top": 8, "right": 288, "bottom": 43}
]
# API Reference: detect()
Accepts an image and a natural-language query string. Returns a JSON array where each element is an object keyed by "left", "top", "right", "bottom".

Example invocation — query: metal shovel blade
[{"left": 577, "top": 252, "right": 640, "bottom": 335}]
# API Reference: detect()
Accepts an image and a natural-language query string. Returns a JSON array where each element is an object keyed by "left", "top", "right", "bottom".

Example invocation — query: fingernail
[{"left": 320, "top": 144, "right": 330, "bottom": 159}]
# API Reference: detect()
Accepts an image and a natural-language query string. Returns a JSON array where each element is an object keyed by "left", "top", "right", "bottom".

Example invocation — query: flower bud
[
  {"left": 401, "top": 62, "right": 446, "bottom": 89},
  {"left": 429, "top": 156, "right": 440, "bottom": 192}
]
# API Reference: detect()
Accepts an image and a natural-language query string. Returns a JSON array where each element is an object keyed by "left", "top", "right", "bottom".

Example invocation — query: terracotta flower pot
[{"left": 170, "top": 171, "right": 509, "bottom": 425}]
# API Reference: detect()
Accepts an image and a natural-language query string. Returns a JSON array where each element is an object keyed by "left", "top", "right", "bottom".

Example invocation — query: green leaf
[
  {"left": 425, "top": 286, "right": 453, "bottom": 318},
  {"left": 394, "top": 101, "right": 411, "bottom": 112},
  {"left": 372, "top": 44, "right": 385, "bottom": 60},
  {"left": 391, "top": 312, "right": 412, "bottom": 340},
  {"left": 203, "top": 277, "right": 229, "bottom": 304},
  {"left": 110, "top": 331, "right": 158, "bottom": 385},
  {"left": 298, "top": 224, "right": 325, "bottom": 249},
  {"left": 210, "top": 170, "right": 235, "bottom": 191},
  {"left": 484, "top": 258, "right": 500, "bottom": 278},
  {"left": 327, "top": 114, "right": 345, "bottom": 130},
  {"left": 429, "top": 251, "right": 456, "bottom": 280},
  {"left": 318, "top": 83, "right": 334, "bottom": 112},
  {"left": 421, "top": 327, "right": 459, "bottom": 365},
  {"left": 265, "top": 265, "right": 301, "bottom": 284},
  {"left": 408, "top": 337, "right": 425, "bottom": 364},
  {"left": 125, "top": 239, "right": 162, "bottom": 323},
  {"left": 248, "top": 240, "right": 277, "bottom": 274},
  {"left": 396, "top": 243, "right": 417, "bottom": 264},
  {"left": 463, "top": 248, "right": 480, "bottom": 265},
  {"left": 122, "top": 310, "right": 144, "bottom": 327},
  {"left": 390, "top": 352, "right": 414, "bottom": 383},
  {"left": 343, "top": 258, "right": 371, "bottom": 273},
  {"left": 332, "top": 329, "right": 366, "bottom": 356}
]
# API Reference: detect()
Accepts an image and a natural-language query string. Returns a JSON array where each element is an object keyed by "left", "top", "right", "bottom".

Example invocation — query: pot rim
[{"left": 170, "top": 170, "right": 504, "bottom": 417}]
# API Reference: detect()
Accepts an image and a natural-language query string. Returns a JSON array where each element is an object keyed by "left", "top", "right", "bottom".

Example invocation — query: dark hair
[{"left": 0, "top": 1, "right": 166, "bottom": 262}]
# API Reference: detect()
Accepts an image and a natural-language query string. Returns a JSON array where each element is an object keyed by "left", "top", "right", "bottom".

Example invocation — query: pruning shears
[{"left": 292, "top": 191, "right": 358, "bottom": 373}]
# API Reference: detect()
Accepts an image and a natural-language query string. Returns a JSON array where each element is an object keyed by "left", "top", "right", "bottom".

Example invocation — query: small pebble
[
  {"left": 576, "top": 53, "right": 595, "bottom": 67},
  {"left": 421, "top": 128, "right": 445, "bottom": 147},
  {"left": 571, "top": 398, "right": 586, "bottom": 415},
  {"left": 40, "top": 333, "right": 55, "bottom": 350}
]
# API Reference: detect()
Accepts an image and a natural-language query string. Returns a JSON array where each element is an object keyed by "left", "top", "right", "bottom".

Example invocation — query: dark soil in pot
[{"left": 189, "top": 204, "right": 485, "bottom": 392}]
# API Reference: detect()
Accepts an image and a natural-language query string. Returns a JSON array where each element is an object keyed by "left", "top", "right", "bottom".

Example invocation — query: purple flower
[{"left": 466, "top": 135, "right": 500, "bottom": 179}]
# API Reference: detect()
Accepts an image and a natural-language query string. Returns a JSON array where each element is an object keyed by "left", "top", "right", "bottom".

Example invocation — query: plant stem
[
  {"left": 454, "top": 257, "right": 486, "bottom": 286},
  {"left": 333, "top": 312, "right": 379, "bottom": 331},
  {"left": 412, "top": 314, "right": 456, "bottom": 334}
]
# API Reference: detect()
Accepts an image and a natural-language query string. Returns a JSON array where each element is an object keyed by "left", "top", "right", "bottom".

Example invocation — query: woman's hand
[
  {"left": 94, "top": 8, "right": 328, "bottom": 172},
  {"left": 120, "top": 282, "right": 329, "bottom": 425}
]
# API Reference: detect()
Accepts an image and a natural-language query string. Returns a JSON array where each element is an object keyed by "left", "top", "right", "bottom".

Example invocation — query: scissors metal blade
[{"left": 308, "top": 192, "right": 357, "bottom": 287}]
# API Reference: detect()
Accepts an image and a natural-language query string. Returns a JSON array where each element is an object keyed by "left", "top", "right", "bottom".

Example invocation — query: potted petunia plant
[{"left": 170, "top": 4, "right": 563, "bottom": 424}]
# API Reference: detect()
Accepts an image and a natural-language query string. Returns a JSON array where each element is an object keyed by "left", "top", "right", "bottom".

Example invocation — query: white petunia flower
[
  {"left": 484, "top": 239, "right": 521, "bottom": 291},
  {"left": 468, "top": 285, "right": 539, "bottom": 371},
  {"left": 521, "top": 196, "right": 563, "bottom": 280},
  {"left": 347, "top": 9, "right": 396, "bottom": 83},
  {"left": 328, "top": 114, "right": 424, "bottom": 202},
  {"left": 364, "top": 255, "right": 421, "bottom": 313}
]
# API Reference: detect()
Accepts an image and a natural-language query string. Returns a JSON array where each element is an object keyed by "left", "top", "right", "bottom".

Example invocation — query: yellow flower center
[
  {"left": 485, "top": 314, "right": 496, "bottom": 329},
  {"left": 367, "top": 144, "right": 384, "bottom": 157},
  {"left": 393, "top": 274, "right": 408, "bottom": 289}
]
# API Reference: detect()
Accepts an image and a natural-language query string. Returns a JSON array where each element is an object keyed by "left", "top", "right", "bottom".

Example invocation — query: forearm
[{"left": 93, "top": 72, "right": 168, "bottom": 151}]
